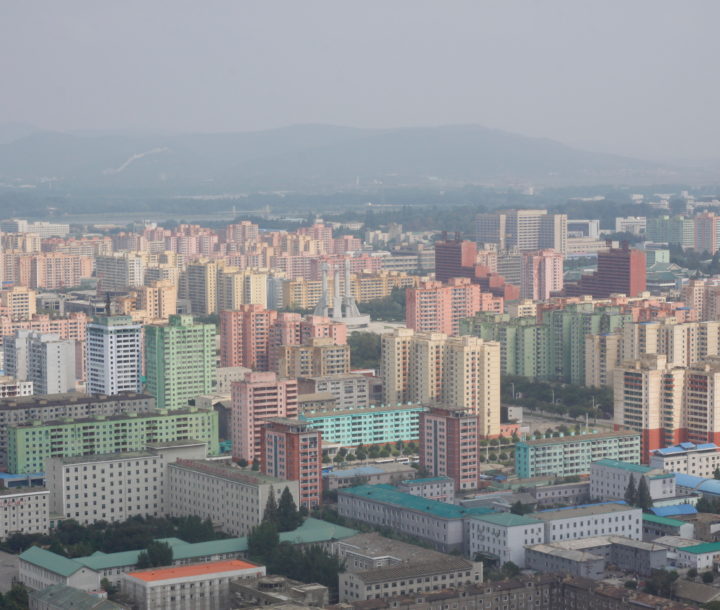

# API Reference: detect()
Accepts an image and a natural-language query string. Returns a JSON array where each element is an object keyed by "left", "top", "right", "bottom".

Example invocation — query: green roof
[
  {"left": 643, "top": 514, "right": 687, "bottom": 527},
  {"left": 28, "top": 518, "right": 357, "bottom": 573},
  {"left": 340, "top": 485, "right": 494, "bottom": 519},
  {"left": 402, "top": 477, "right": 453, "bottom": 485},
  {"left": 679, "top": 542, "right": 720, "bottom": 555},
  {"left": 469, "top": 512, "right": 543, "bottom": 527},
  {"left": 593, "top": 459, "right": 651, "bottom": 473},
  {"left": 19, "top": 546, "right": 84, "bottom": 577}
]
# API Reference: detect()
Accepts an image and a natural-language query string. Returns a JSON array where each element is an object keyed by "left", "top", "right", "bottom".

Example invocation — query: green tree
[
  {"left": 636, "top": 477, "right": 653, "bottom": 511},
  {"left": 136, "top": 550, "right": 151, "bottom": 569},
  {"left": 263, "top": 487, "right": 279, "bottom": 525},
  {"left": 347, "top": 332, "right": 382, "bottom": 369},
  {"left": 643, "top": 569, "right": 678, "bottom": 597},
  {"left": 703, "top": 571, "right": 715, "bottom": 584},
  {"left": 500, "top": 561, "right": 520, "bottom": 579},
  {"left": 101, "top": 577, "right": 119, "bottom": 596},
  {"left": 688, "top": 567, "right": 698, "bottom": 579},
  {"left": 624, "top": 476, "right": 637, "bottom": 506},
  {"left": 624, "top": 580, "right": 637, "bottom": 589},
  {"left": 247, "top": 521, "right": 279, "bottom": 562},
  {"left": 277, "top": 486, "right": 303, "bottom": 532},
  {"left": 510, "top": 501, "right": 532, "bottom": 516},
  {"left": 251, "top": 458, "right": 260, "bottom": 471},
  {"left": 146, "top": 541, "right": 173, "bottom": 567},
  {"left": 714, "top": 467, "right": 720, "bottom": 480}
]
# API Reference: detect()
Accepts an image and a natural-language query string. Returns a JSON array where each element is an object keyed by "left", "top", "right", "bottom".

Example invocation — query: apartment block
[
  {"left": 0, "top": 376, "right": 33, "bottom": 397},
  {"left": 405, "top": 278, "right": 502, "bottom": 335},
  {"left": 381, "top": 329, "right": 501, "bottom": 437},
  {"left": 3, "top": 330, "right": 77, "bottom": 394},
  {"left": 0, "top": 392, "right": 155, "bottom": 469},
  {"left": 96, "top": 252, "right": 146, "bottom": 291},
  {"left": 650, "top": 442, "right": 720, "bottom": 478},
  {"left": 420, "top": 406, "right": 479, "bottom": 491},
  {"left": 275, "top": 337, "right": 350, "bottom": 378},
  {"left": 7, "top": 407, "right": 218, "bottom": 473},
  {"left": 231, "top": 371, "right": 298, "bottom": 462},
  {"left": 532, "top": 503, "right": 643, "bottom": 543},
  {"left": 260, "top": 417, "right": 322, "bottom": 509},
  {"left": 0, "top": 286, "right": 36, "bottom": 320},
  {"left": 590, "top": 459, "right": 676, "bottom": 502},
  {"left": 465, "top": 513, "right": 545, "bottom": 568},
  {"left": 299, "top": 403, "right": 424, "bottom": 448},
  {"left": 520, "top": 249, "right": 564, "bottom": 301},
  {"left": 46, "top": 441, "right": 207, "bottom": 525},
  {"left": 297, "top": 373, "right": 370, "bottom": 409},
  {"left": 0, "top": 487, "right": 49, "bottom": 540},
  {"left": 166, "top": 459, "right": 299, "bottom": 536},
  {"left": 86, "top": 316, "right": 142, "bottom": 395},
  {"left": 475, "top": 210, "right": 567, "bottom": 253},
  {"left": 145, "top": 314, "right": 216, "bottom": 410},
  {"left": 565, "top": 242, "right": 646, "bottom": 298},
  {"left": 514, "top": 431, "right": 641, "bottom": 479},
  {"left": 584, "top": 333, "right": 622, "bottom": 388}
]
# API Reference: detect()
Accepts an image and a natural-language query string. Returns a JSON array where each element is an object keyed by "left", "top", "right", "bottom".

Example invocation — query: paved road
[{"left": 0, "top": 551, "right": 18, "bottom": 593}]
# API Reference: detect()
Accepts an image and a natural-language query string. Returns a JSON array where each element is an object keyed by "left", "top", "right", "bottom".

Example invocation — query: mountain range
[{"left": 0, "top": 123, "right": 700, "bottom": 193}]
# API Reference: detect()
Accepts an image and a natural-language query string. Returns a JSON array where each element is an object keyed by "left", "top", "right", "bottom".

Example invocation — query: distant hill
[{"left": 0, "top": 124, "right": 675, "bottom": 192}]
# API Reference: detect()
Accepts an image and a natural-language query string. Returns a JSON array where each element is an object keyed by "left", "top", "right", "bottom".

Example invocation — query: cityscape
[{"left": 2, "top": 2, "right": 720, "bottom": 610}]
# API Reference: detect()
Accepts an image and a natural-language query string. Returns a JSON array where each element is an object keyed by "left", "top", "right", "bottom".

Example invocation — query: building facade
[{"left": 86, "top": 316, "right": 143, "bottom": 395}]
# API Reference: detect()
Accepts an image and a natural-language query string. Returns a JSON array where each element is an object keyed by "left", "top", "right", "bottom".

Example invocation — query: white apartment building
[
  {"left": 166, "top": 460, "right": 299, "bottom": 536},
  {"left": 590, "top": 459, "right": 676, "bottom": 502},
  {"left": 3, "top": 330, "right": 77, "bottom": 394},
  {"left": 121, "top": 560, "right": 266, "bottom": 610},
  {"left": 397, "top": 477, "right": 455, "bottom": 502},
  {"left": 96, "top": 252, "right": 146, "bottom": 291},
  {"left": 46, "top": 441, "right": 206, "bottom": 525},
  {"left": 86, "top": 316, "right": 142, "bottom": 395},
  {"left": 615, "top": 216, "right": 647, "bottom": 235},
  {"left": 532, "top": 503, "right": 643, "bottom": 543},
  {"left": 464, "top": 513, "right": 545, "bottom": 568},
  {"left": 0, "top": 376, "right": 33, "bottom": 397},
  {"left": 650, "top": 442, "right": 720, "bottom": 478},
  {"left": 0, "top": 219, "right": 70, "bottom": 238},
  {"left": 0, "top": 487, "right": 49, "bottom": 540},
  {"left": 298, "top": 373, "right": 370, "bottom": 409}
]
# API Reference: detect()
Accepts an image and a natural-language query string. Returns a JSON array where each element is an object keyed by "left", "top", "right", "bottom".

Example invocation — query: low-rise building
[
  {"left": 28, "top": 584, "right": 124, "bottom": 610},
  {"left": 396, "top": 477, "right": 454, "bottom": 502},
  {"left": 531, "top": 481, "right": 590, "bottom": 507},
  {"left": 337, "top": 484, "right": 493, "bottom": 553},
  {"left": 532, "top": 503, "right": 643, "bottom": 543},
  {"left": 643, "top": 514, "right": 695, "bottom": 541},
  {"left": 525, "top": 544, "right": 605, "bottom": 579},
  {"left": 650, "top": 442, "right": 720, "bottom": 478},
  {"left": 298, "top": 373, "right": 370, "bottom": 409},
  {"left": 0, "top": 376, "right": 33, "bottom": 398},
  {"left": 121, "top": 559, "right": 266, "bottom": 610},
  {"left": 323, "top": 463, "right": 416, "bottom": 492},
  {"left": 590, "top": 459, "right": 676, "bottom": 502},
  {"left": 0, "top": 487, "right": 49, "bottom": 540},
  {"left": 515, "top": 431, "right": 641, "bottom": 479},
  {"left": 465, "top": 513, "right": 545, "bottom": 567},
  {"left": 230, "top": 575, "right": 329, "bottom": 608},
  {"left": 167, "top": 459, "right": 299, "bottom": 536},
  {"left": 676, "top": 541, "right": 720, "bottom": 570}
]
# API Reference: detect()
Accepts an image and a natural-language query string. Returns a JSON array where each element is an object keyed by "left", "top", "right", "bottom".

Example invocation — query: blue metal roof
[
  {"left": 679, "top": 442, "right": 696, "bottom": 449},
  {"left": 651, "top": 504, "right": 697, "bottom": 517},
  {"left": 674, "top": 473, "right": 706, "bottom": 490},
  {"left": 696, "top": 443, "right": 719, "bottom": 451},
  {"left": 655, "top": 447, "right": 684, "bottom": 455},
  {"left": 698, "top": 479, "right": 720, "bottom": 496}
]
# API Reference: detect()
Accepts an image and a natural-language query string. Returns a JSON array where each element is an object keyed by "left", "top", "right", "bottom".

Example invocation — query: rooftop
[
  {"left": 469, "top": 512, "right": 543, "bottom": 527},
  {"left": 532, "top": 502, "right": 635, "bottom": 521},
  {"left": 526, "top": 544, "right": 601, "bottom": 563},
  {"left": 400, "top": 477, "right": 453, "bottom": 485},
  {"left": 339, "top": 485, "right": 494, "bottom": 520},
  {"left": 338, "top": 532, "right": 450, "bottom": 563},
  {"left": 654, "top": 442, "right": 719, "bottom": 456},
  {"left": 352, "top": 556, "right": 473, "bottom": 584},
  {"left": 519, "top": 430, "right": 640, "bottom": 447},
  {"left": 301, "top": 404, "right": 426, "bottom": 418},
  {"left": 650, "top": 505, "right": 697, "bottom": 517},
  {"left": 29, "top": 584, "right": 123, "bottom": 609},
  {"left": 643, "top": 514, "right": 688, "bottom": 527},
  {"left": 54, "top": 451, "right": 156, "bottom": 465},
  {"left": 325, "top": 463, "right": 414, "bottom": 479},
  {"left": 592, "top": 458, "right": 652, "bottom": 473},
  {"left": 0, "top": 486, "right": 47, "bottom": 496},
  {"left": 19, "top": 546, "right": 85, "bottom": 577},
  {"left": 170, "top": 459, "right": 290, "bottom": 486},
  {"left": 0, "top": 391, "right": 152, "bottom": 410},
  {"left": 678, "top": 541, "right": 720, "bottom": 555},
  {"left": 653, "top": 535, "right": 703, "bottom": 549},
  {"left": 127, "top": 559, "right": 260, "bottom": 582},
  {"left": 10, "top": 406, "right": 211, "bottom": 428}
]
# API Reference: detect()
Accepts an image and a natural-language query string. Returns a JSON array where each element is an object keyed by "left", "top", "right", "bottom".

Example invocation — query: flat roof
[
  {"left": 526, "top": 544, "right": 601, "bottom": 563},
  {"left": 678, "top": 541, "right": 720, "bottom": 555},
  {"left": 56, "top": 451, "right": 155, "bottom": 465},
  {"left": 643, "top": 514, "right": 688, "bottom": 527},
  {"left": 0, "top": 391, "right": 152, "bottom": 410},
  {"left": 127, "top": 559, "right": 260, "bottom": 582},
  {"left": 10, "top": 406, "right": 211, "bottom": 428},
  {"left": 401, "top": 477, "right": 453, "bottom": 485},
  {"left": 532, "top": 502, "right": 634, "bottom": 521},
  {"left": 520, "top": 430, "right": 639, "bottom": 447},
  {"left": 469, "top": 512, "right": 542, "bottom": 527},
  {"left": 340, "top": 485, "right": 494, "bottom": 520},
  {"left": 170, "top": 460, "right": 290, "bottom": 486},
  {"left": 592, "top": 459, "right": 651, "bottom": 473},
  {"left": 301, "top": 404, "right": 425, "bottom": 418},
  {"left": 352, "top": 556, "right": 472, "bottom": 585}
]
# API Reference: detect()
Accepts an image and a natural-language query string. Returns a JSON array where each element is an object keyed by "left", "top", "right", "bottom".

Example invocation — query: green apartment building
[
  {"left": 460, "top": 304, "right": 629, "bottom": 384},
  {"left": 514, "top": 430, "right": 641, "bottom": 479},
  {"left": 145, "top": 315, "right": 216, "bottom": 410},
  {"left": 7, "top": 407, "right": 219, "bottom": 473}
]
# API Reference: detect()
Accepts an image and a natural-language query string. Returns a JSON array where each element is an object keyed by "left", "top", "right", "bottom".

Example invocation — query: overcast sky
[{"left": 1, "top": 1, "right": 718, "bottom": 161}]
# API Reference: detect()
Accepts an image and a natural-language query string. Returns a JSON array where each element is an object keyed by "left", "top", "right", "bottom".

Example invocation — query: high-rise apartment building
[
  {"left": 476, "top": 210, "right": 567, "bottom": 253},
  {"left": 419, "top": 406, "right": 479, "bottom": 491},
  {"left": 96, "top": 253, "right": 146, "bottom": 292},
  {"left": 0, "top": 286, "right": 36, "bottom": 320},
  {"left": 137, "top": 280, "right": 177, "bottom": 321},
  {"left": 565, "top": 243, "right": 646, "bottom": 298},
  {"left": 231, "top": 372, "right": 298, "bottom": 462},
  {"left": 520, "top": 249, "right": 564, "bottom": 301},
  {"left": 183, "top": 260, "right": 218, "bottom": 315},
  {"left": 405, "top": 278, "right": 502, "bottom": 335},
  {"left": 584, "top": 333, "right": 622, "bottom": 388},
  {"left": 260, "top": 417, "right": 322, "bottom": 509},
  {"left": 434, "top": 237, "right": 478, "bottom": 283},
  {"left": 381, "top": 329, "right": 500, "bottom": 437},
  {"left": 275, "top": 337, "right": 350, "bottom": 378},
  {"left": 682, "top": 278, "right": 720, "bottom": 321},
  {"left": 86, "top": 316, "right": 143, "bottom": 395},
  {"left": 3, "top": 330, "right": 77, "bottom": 394},
  {"left": 145, "top": 315, "right": 216, "bottom": 410},
  {"left": 694, "top": 212, "right": 719, "bottom": 254}
]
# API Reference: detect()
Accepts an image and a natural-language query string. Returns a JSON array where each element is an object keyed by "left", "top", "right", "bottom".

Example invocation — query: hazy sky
[{"left": 2, "top": 1, "right": 719, "bottom": 161}]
